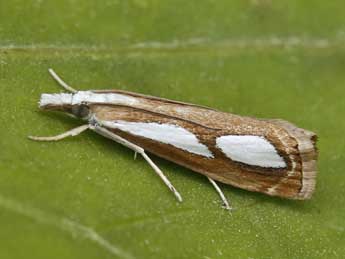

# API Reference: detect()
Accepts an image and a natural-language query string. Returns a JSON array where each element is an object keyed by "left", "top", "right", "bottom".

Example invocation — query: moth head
[{"left": 39, "top": 93, "right": 91, "bottom": 120}]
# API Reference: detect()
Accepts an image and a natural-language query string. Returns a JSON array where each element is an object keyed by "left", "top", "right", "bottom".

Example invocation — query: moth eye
[{"left": 71, "top": 104, "right": 90, "bottom": 118}]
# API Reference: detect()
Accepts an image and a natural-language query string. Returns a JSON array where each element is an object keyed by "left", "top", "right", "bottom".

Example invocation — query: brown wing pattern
[{"left": 89, "top": 91, "right": 317, "bottom": 200}]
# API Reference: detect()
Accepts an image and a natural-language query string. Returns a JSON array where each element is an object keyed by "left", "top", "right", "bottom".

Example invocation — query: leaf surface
[{"left": 0, "top": 1, "right": 344, "bottom": 258}]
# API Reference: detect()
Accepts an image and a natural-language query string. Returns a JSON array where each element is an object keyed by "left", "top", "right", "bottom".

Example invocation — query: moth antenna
[
  {"left": 208, "top": 177, "right": 232, "bottom": 211},
  {"left": 48, "top": 68, "right": 78, "bottom": 93}
]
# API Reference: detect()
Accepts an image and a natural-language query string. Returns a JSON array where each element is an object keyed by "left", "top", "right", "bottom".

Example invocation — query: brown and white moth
[{"left": 29, "top": 69, "right": 318, "bottom": 210}]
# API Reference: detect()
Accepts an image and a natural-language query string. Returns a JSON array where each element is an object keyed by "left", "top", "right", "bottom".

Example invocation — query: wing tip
[{"left": 267, "top": 119, "right": 318, "bottom": 200}]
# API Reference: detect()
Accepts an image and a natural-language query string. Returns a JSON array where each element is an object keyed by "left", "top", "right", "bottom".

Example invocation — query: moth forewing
[
  {"left": 86, "top": 90, "right": 317, "bottom": 200},
  {"left": 34, "top": 70, "right": 317, "bottom": 208}
]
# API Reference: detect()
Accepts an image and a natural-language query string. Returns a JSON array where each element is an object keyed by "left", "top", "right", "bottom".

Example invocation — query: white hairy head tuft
[{"left": 39, "top": 93, "right": 73, "bottom": 107}]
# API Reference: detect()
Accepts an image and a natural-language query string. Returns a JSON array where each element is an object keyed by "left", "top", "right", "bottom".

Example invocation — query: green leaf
[{"left": 0, "top": 1, "right": 344, "bottom": 258}]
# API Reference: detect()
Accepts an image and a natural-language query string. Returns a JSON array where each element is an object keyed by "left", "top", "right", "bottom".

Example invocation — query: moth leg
[
  {"left": 91, "top": 125, "right": 183, "bottom": 202},
  {"left": 207, "top": 177, "right": 232, "bottom": 211},
  {"left": 28, "top": 124, "right": 90, "bottom": 141},
  {"left": 48, "top": 68, "right": 77, "bottom": 93}
]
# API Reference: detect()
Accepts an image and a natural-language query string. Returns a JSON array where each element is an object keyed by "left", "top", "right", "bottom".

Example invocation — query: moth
[{"left": 29, "top": 69, "right": 318, "bottom": 210}]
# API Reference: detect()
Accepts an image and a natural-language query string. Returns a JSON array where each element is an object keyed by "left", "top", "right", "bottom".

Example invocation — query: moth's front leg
[{"left": 28, "top": 124, "right": 90, "bottom": 141}]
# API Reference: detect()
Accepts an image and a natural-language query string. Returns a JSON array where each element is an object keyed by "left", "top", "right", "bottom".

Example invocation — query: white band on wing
[{"left": 216, "top": 135, "right": 286, "bottom": 168}]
